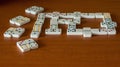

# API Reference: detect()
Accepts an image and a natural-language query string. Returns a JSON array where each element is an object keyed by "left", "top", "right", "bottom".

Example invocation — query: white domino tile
[
  {"left": 30, "top": 24, "right": 43, "bottom": 38},
  {"left": 107, "top": 28, "right": 116, "bottom": 35},
  {"left": 17, "top": 39, "right": 38, "bottom": 52},
  {"left": 10, "top": 16, "right": 30, "bottom": 26},
  {"left": 45, "top": 28, "right": 62, "bottom": 35},
  {"left": 95, "top": 13, "right": 104, "bottom": 18},
  {"left": 91, "top": 29, "right": 100, "bottom": 35},
  {"left": 4, "top": 27, "right": 25, "bottom": 38},
  {"left": 12, "top": 27, "right": 25, "bottom": 38},
  {"left": 82, "top": 27, "right": 92, "bottom": 37},
  {"left": 67, "top": 29, "right": 82, "bottom": 35},
  {"left": 99, "top": 28, "right": 108, "bottom": 35},
  {"left": 4, "top": 27, "right": 14, "bottom": 37},
  {"left": 25, "top": 6, "right": 44, "bottom": 15}
]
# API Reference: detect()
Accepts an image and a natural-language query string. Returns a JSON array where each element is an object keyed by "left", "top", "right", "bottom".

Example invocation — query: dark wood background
[{"left": 0, "top": 0, "right": 120, "bottom": 67}]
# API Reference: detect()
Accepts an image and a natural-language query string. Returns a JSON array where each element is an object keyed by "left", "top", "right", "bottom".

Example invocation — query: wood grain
[{"left": 0, "top": 0, "right": 120, "bottom": 67}]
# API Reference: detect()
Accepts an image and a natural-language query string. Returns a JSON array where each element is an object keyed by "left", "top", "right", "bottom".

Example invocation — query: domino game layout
[{"left": 3, "top": 6, "right": 118, "bottom": 52}]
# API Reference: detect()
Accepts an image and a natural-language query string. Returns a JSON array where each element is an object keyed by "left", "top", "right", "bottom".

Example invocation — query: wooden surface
[{"left": 0, "top": 0, "right": 120, "bottom": 67}]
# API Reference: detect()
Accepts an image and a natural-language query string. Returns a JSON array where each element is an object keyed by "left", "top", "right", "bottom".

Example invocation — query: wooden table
[{"left": 0, "top": 0, "right": 120, "bottom": 67}]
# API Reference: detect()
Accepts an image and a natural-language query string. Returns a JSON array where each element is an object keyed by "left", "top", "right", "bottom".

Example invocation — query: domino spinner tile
[
  {"left": 25, "top": 6, "right": 44, "bottom": 15},
  {"left": 17, "top": 39, "right": 38, "bottom": 52},
  {"left": 10, "top": 16, "right": 30, "bottom": 26}
]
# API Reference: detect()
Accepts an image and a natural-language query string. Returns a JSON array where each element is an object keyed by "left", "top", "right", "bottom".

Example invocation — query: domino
[
  {"left": 81, "top": 13, "right": 88, "bottom": 18},
  {"left": 107, "top": 21, "right": 117, "bottom": 29},
  {"left": 30, "top": 24, "right": 42, "bottom": 38},
  {"left": 66, "top": 13, "right": 74, "bottom": 18},
  {"left": 45, "top": 28, "right": 62, "bottom": 35},
  {"left": 10, "top": 16, "right": 30, "bottom": 26},
  {"left": 25, "top": 6, "right": 44, "bottom": 15},
  {"left": 37, "top": 13, "right": 45, "bottom": 22},
  {"left": 103, "top": 18, "right": 112, "bottom": 22},
  {"left": 30, "top": 31, "right": 40, "bottom": 38},
  {"left": 67, "top": 23, "right": 76, "bottom": 30},
  {"left": 88, "top": 13, "right": 96, "bottom": 18},
  {"left": 95, "top": 13, "right": 104, "bottom": 18},
  {"left": 101, "top": 21, "right": 117, "bottom": 29},
  {"left": 74, "top": 12, "right": 81, "bottom": 18},
  {"left": 99, "top": 28, "right": 108, "bottom": 35},
  {"left": 73, "top": 18, "right": 81, "bottom": 24},
  {"left": 34, "top": 20, "right": 43, "bottom": 25},
  {"left": 59, "top": 13, "right": 67, "bottom": 18},
  {"left": 33, "top": 24, "right": 42, "bottom": 32},
  {"left": 91, "top": 29, "right": 100, "bottom": 35},
  {"left": 52, "top": 11, "right": 60, "bottom": 19},
  {"left": 100, "top": 21, "right": 108, "bottom": 28},
  {"left": 50, "top": 24, "right": 58, "bottom": 29},
  {"left": 50, "top": 18, "right": 58, "bottom": 25},
  {"left": 12, "top": 27, "right": 25, "bottom": 38},
  {"left": 67, "top": 29, "right": 82, "bottom": 35},
  {"left": 17, "top": 41, "right": 30, "bottom": 52},
  {"left": 45, "top": 13, "right": 53, "bottom": 18},
  {"left": 107, "top": 28, "right": 116, "bottom": 35},
  {"left": 4, "top": 27, "right": 14, "bottom": 37},
  {"left": 58, "top": 19, "right": 73, "bottom": 24},
  {"left": 45, "top": 12, "right": 60, "bottom": 19},
  {"left": 4, "top": 27, "right": 25, "bottom": 38},
  {"left": 81, "top": 13, "right": 95, "bottom": 18},
  {"left": 17, "top": 39, "right": 38, "bottom": 52},
  {"left": 82, "top": 27, "right": 92, "bottom": 37},
  {"left": 103, "top": 13, "right": 111, "bottom": 19}
]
